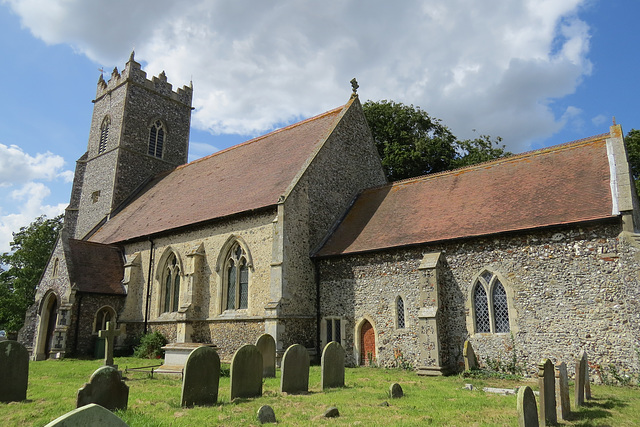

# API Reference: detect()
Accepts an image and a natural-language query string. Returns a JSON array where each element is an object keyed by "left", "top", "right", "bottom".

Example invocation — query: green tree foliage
[
  {"left": 363, "top": 100, "right": 511, "bottom": 181},
  {"left": 625, "top": 129, "right": 640, "bottom": 194},
  {"left": 0, "top": 215, "right": 63, "bottom": 332}
]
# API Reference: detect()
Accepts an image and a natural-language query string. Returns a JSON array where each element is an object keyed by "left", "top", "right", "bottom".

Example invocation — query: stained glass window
[
  {"left": 493, "top": 280, "right": 510, "bottom": 333},
  {"left": 474, "top": 284, "right": 490, "bottom": 333}
]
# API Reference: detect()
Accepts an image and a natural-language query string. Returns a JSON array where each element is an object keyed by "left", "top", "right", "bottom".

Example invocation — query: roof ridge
[{"left": 177, "top": 104, "right": 346, "bottom": 170}]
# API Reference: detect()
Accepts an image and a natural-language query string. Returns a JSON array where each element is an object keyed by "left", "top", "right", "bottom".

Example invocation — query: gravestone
[
  {"left": 98, "top": 321, "right": 122, "bottom": 367},
  {"left": 257, "top": 405, "right": 276, "bottom": 424},
  {"left": 537, "top": 359, "right": 556, "bottom": 426},
  {"left": 321, "top": 341, "right": 345, "bottom": 390},
  {"left": 323, "top": 407, "right": 340, "bottom": 418},
  {"left": 463, "top": 340, "right": 478, "bottom": 370},
  {"left": 581, "top": 350, "right": 591, "bottom": 400},
  {"left": 0, "top": 340, "right": 29, "bottom": 402},
  {"left": 44, "top": 403, "right": 129, "bottom": 427},
  {"left": 255, "top": 334, "right": 276, "bottom": 378},
  {"left": 280, "top": 344, "right": 310, "bottom": 394},
  {"left": 230, "top": 344, "right": 263, "bottom": 399},
  {"left": 181, "top": 346, "right": 220, "bottom": 407},
  {"left": 517, "top": 386, "right": 539, "bottom": 427},
  {"left": 389, "top": 382, "right": 404, "bottom": 398},
  {"left": 555, "top": 362, "right": 570, "bottom": 420},
  {"left": 76, "top": 365, "right": 129, "bottom": 411},
  {"left": 575, "top": 351, "right": 586, "bottom": 407}
]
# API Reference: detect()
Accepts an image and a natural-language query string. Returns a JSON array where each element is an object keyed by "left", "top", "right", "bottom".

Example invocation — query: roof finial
[
  {"left": 613, "top": 116, "right": 617, "bottom": 126},
  {"left": 129, "top": 50, "right": 135, "bottom": 62},
  {"left": 350, "top": 78, "right": 359, "bottom": 98}
]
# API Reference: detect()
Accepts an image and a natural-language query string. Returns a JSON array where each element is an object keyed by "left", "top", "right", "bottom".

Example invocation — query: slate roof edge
[{"left": 313, "top": 216, "right": 619, "bottom": 259}]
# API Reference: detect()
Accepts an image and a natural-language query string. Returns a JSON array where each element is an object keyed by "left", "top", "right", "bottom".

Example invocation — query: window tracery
[
  {"left": 225, "top": 243, "right": 248, "bottom": 310},
  {"left": 162, "top": 252, "right": 181, "bottom": 313},
  {"left": 148, "top": 120, "right": 165, "bottom": 158},
  {"left": 472, "top": 270, "right": 511, "bottom": 334}
]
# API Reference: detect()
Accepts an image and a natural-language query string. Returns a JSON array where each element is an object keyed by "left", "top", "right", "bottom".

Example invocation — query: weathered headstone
[
  {"left": 389, "top": 382, "right": 404, "bottom": 398},
  {"left": 463, "top": 340, "right": 478, "bottom": 371},
  {"left": 555, "top": 362, "right": 570, "bottom": 420},
  {"left": 537, "top": 358, "right": 556, "bottom": 427},
  {"left": 581, "top": 350, "right": 591, "bottom": 400},
  {"left": 230, "top": 344, "right": 263, "bottom": 399},
  {"left": 0, "top": 340, "right": 29, "bottom": 403},
  {"left": 517, "top": 386, "right": 539, "bottom": 427},
  {"left": 280, "top": 344, "right": 310, "bottom": 394},
  {"left": 574, "top": 351, "right": 586, "bottom": 407},
  {"left": 181, "top": 346, "right": 220, "bottom": 407},
  {"left": 323, "top": 407, "right": 340, "bottom": 418},
  {"left": 76, "top": 365, "right": 129, "bottom": 411},
  {"left": 321, "top": 341, "right": 345, "bottom": 390},
  {"left": 255, "top": 334, "right": 276, "bottom": 378},
  {"left": 44, "top": 403, "right": 129, "bottom": 427},
  {"left": 257, "top": 405, "right": 276, "bottom": 424},
  {"left": 98, "top": 321, "right": 122, "bottom": 367}
]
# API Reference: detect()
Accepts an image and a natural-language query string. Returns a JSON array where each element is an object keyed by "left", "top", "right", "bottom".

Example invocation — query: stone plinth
[{"left": 158, "top": 343, "right": 217, "bottom": 374}]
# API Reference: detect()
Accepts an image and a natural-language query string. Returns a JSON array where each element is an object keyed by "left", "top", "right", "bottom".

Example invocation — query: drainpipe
[{"left": 143, "top": 238, "right": 155, "bottom": 334}]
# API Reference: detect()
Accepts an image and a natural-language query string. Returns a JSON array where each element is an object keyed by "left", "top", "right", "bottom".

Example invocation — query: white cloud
[
  {"left": 0, "top": 143, "right": 71, "bottom": 186},
  {"left": 4, "top": 0, "right": 592, "bottom": 152}
]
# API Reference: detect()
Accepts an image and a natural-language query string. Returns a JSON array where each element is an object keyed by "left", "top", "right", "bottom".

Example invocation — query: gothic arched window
[
  {"left": 473, "top": 283, "right": 490, "bottom": 333},
  {"left": 225, "top": 243, "right": 249, "bottom": 310},
  {"left": 471, "top": 270, "right": 511, "bottom": 334},
  {"left": 94, "top": 306, "right": 116, "bottom": 333},
  {"left": 148, "top": 120, "right": 165, "bottom": 158},
  {"left": 99, "top": 117, "right": 110, "bottom": 154},
  {"left": 492, "top": 279, "right": 510, "bottom": 333},
  {"left": 162, "top": 252, "right": 181, "bottom": 313},
  {"left": 396, "top": 296, "right": 406, "bottom": 329}
]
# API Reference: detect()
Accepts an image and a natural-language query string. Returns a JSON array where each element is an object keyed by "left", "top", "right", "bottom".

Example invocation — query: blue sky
[{"left": 0, "top": 0, "right": 638, "bottom": 253}]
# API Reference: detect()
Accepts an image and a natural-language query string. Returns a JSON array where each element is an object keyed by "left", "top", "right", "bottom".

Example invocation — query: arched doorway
[
  {"left": 360, "top": 319, "right": 376, "bottom": 365},
  {"left": 43, "top": 295, "right": 58, "bottom": 358}
]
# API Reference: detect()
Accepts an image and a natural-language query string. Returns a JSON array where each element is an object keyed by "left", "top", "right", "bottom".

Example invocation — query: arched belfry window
[
  {"left": 472, "top": 270, "right": 511, "bottom": 334},
  {"left": 148, "top": 120, "right": 165, "bottom": 158},
  {"left": 162, "top": 252, "right": 181, "bottom": 313},
  {"left": 396, "top": 296, "right": 405, "bottom": 329},
  {"left": 225, "top": 243, "right": 249, "bottom": 310},
  {"left": 99, "top": 117, "right": 110, "bottom": 154}
]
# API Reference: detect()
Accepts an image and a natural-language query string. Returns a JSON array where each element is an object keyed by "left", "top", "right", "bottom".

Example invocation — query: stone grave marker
[
  {"left": 181, "top": 346, "right": 220, "bottom": 407},
  {"left": 323, "top": 407, "right": 340, "bottom": 418},
  {"left": 537, "top": 358, "right": 556, "bottom": 426},
  {"left": 76, "top": 365, "right": 129, "bottom": 411},
  {"left": 389, "top": 382, "right": 404, "bottom": 398},
  {"left": 255, "top": 334, "right": 276, "bottom": 378},
  {"left": 517, "top": 386, "right": 539, "bottom": 427},
  {"left": 0, "top": 340, "right": 29, "bottom": 403},
  {"left": 555, "top": 362, "right": 570, "bottom": 420},
  {"left": 230, "top": 344, "right": 263, "bottom": 399},
  {"left": 98, "top": 321, "right": 122, "bottom": 367},
  {"left": 280, "top": 344, "right": 310, "bottom": 394},
  {"left": 44, "top": 403, "right": 129, "bottom": 427},
  {"left": 257, "top": 405, "right": 276, "bottom": 424},
  {"left": 321, "top": 341, "right": 345, "bottom": 390},
  {"left": 581, "top": 350, "right": 591, "bottom": 400},
  {"left": 463, "top": 340, "right": 478, "bottom": 371},
  {"left": 575, "top": 351, "right": 586, "bottom": 407}
]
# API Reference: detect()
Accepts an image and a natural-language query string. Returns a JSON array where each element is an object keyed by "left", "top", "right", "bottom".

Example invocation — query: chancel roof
[
  {"left": 316, "top": 135, "right": 616, "bottom": 257},
  {"left": 89, "top": 104, "right": 346, "bottom": 244},
  {"left": 67, "top": 239, "right": 125, "bottom": 295}
]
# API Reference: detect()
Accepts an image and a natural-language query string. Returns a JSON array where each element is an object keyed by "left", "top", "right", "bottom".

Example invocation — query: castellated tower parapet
[{"left": 65, "top": 51, "right": 193, "bottom": 240}]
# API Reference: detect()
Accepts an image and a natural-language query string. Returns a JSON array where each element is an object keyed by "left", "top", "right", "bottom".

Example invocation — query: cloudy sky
[{"left": 0, "top": 0, "right": 638, "bottom": 253}]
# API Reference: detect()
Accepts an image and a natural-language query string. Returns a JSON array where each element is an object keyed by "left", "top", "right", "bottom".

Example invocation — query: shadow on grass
[{"left": 564, "top": 397, "right": 628, "bottom": 423}]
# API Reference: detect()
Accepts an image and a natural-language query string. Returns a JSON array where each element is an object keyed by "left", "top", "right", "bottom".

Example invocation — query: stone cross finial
[
  {"left": 98, "top": 321, "right": 123, "bottom": 367},
  {"left": 350, "top": 78, "right": 359, "bottom": 97}
]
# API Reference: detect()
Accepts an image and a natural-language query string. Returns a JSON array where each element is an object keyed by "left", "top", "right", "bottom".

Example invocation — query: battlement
[{"left": 96, "top": 51, "right": 192, "bottom": 106}]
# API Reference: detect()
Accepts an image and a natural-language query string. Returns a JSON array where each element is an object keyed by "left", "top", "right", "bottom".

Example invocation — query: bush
[{"left": 133, "top": 332, "right": 167, "bottom": 359}]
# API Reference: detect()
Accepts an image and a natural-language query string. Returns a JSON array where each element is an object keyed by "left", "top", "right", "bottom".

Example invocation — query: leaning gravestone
[
  {"left": 255, "top": 334, "right": 276, "bottom": 378},
  {"left": 575, "top": 350, "right": 587, "bottom": 407},
  {"left": 230, "top": 344, "right": 263, "bottom": 399},
  {"left": 181, "top": 346, "right": 220, "bottom": 407},
  {"left": 581, "top": 350, "right": 591, "bottom": 400},
  {"left": 44, "top": 403, "right": 129, "bottom": 427},
  {"left": 280, "top": 344, "right": 310, "bottom": 394},
  {"left": 0, "top": 340, "right": 29, "bottom": 402},
  {"left": 537, "top": 358, "right": 556, "bottom": 427},
  {"left": 463, "top": 340, "right": 478, "bottom": 371},
  {"left": 555, "top": 362, "right": 570, "bottom": 421},
  {"left": 76, "top": 365, "right": 129, "bottom": 411},
  {"left": 321, "top": 341, "right": 345, "bottom": 390},
  {"left": 517, "top": 386, "right": 539, "bottom": 427},
  {"left": 389, "top": 382, "right": 404, "bottom": 398}
]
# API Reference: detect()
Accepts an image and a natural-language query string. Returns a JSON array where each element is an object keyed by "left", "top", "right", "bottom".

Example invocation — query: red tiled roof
[
  {"left": 90, "top": 104, "right": 346, "bottom": 244},
  {"left": 316, "top": 135, "right": 615, "bottom": 257},
  {"left": 67, "top": 239, "right": 125, "bottom": 294}
]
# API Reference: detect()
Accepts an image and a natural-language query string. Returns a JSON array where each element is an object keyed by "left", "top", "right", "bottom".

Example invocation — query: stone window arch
[
  {"left": 148, "top": 119, "right": 165, "bottom": 158},
  {"left": 469, "top": 269, "right": 514, "bottom": 334},
  {"left": 157, "top": 249, "right": 182, "bottom": 314},
  {"left": 395, "top": 295, "right": 406, "bottom": 329},
  {"left": 93, "top": 306, "right": 116, "bottom": 333},
  {"left": 98, "top": 116, "right": 110, "bottom": 154},
  {"left": 224, "top": 242, "right": 249, "bottom": 311}
]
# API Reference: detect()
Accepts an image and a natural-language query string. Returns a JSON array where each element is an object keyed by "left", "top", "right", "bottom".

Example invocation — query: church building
[{"left": 21, "top": 55, "right": 640, "bottom": 377}]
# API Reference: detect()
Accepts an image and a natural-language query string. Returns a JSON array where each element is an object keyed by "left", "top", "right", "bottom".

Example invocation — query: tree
[
  {"left": 0, "top": 214, "right": 63, "bottom": 332},
  {"left": 625, "top": 129, "right": 640, "bottom": 194},
  {"left": 363, "top": 100, "right": 510, "bottom": 181}
]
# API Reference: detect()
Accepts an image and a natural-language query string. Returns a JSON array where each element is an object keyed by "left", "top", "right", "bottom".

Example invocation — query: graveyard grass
[{"left": 2, "top": 358, "right": 639, "bottom": 426}]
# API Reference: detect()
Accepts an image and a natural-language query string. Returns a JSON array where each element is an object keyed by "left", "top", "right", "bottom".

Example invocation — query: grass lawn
[{"left": 1, "top": 357, "right": 639, "bottom": 426}]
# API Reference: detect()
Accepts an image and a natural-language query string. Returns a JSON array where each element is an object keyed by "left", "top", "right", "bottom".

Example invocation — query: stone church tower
[{"left": 65, "top": 51, "right": 193, "bottom": 239}]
